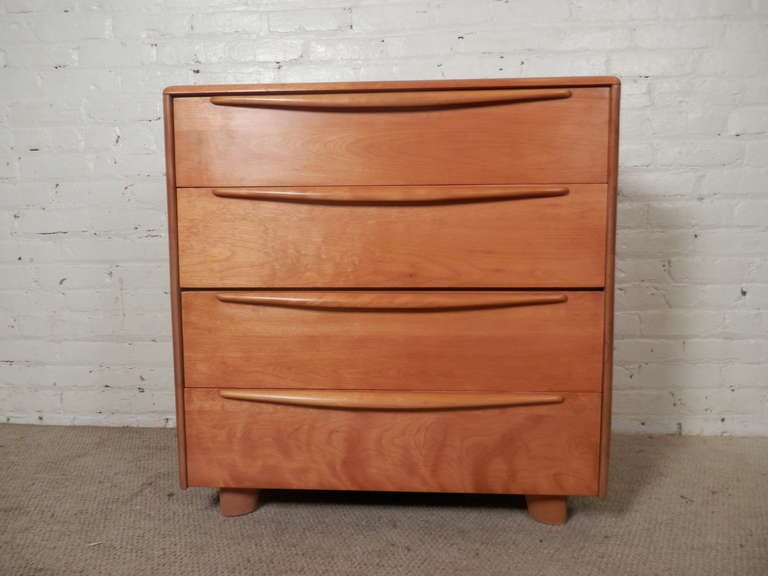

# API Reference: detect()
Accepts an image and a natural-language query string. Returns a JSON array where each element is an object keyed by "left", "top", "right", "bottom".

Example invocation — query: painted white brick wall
[{"left": 0, "top": 0, "right": 766, "bottom": 434}]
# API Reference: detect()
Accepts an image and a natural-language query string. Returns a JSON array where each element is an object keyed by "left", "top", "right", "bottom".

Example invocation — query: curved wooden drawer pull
[
  {"left": 215, "top": 293, "right": 567, "bottom": 312},
  {"left": 211, "top": 185, "right": 569, "bottom": 205},
  {"left": 219, "top": 389, "right": 565, "bottom": 411},
  {"left": 209, "top": 89, "right": 572, "bottom": 110}
]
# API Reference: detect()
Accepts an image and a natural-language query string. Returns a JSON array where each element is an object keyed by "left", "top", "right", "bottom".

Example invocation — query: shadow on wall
[{"left": 612, "top": 161, "right": 762, "bottom": 436}]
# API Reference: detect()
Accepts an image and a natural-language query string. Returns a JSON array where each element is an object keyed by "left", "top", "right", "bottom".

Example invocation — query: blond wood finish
[
  {"left": 599, "top": 82, "right": 621, "bottom": 499},
  {"left": 163, "top": 94, "right": 188, "bottom": 489},
  {"left": 525, "top": 495, "right": 567, "bottom": 525},
  {"left": 211, "top": 184, "right": 570, "bottom": 204},
  {"left": 214, "top": 291, "right": 567, "bottom": 311},
  {"left": 185, "top": 389, "right": 601, "bottom": 495},
  {"left": 209, "top": 88, "right": 572, "bottom": 110},
  {"left": 177, "top": 184, "right": 608, "bottom": 288},
  {"left": 219, "top": 488, "right": 260, "bottom": 516},
  {"left": 163, "top": 76, "right": 620, "bottom": 97},
  {"left": 173, "top": 87, "right": 609, "bottom": 186},
  {"left": 181, "top": 291, "right": 604, "bottom": 392},
  {"left": 163, "top": 77, "right": 619, "bottom": 521},
  {"left": 218, "top": 389, "right": 565, "bottom": 410}
]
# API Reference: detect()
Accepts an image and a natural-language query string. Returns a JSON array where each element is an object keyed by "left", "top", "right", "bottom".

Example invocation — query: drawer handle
[
  {"left": 219, "top": 389, "right": 565, "bottom": 411},
  {"left": 211, "top": 185, "right": 570, "bottom": 205},
  {"left": 215, "top": 293, "right": 567, "bottom": 312},
  {"left": 209, "top": 88, "right": 572, "bottom": 110}
]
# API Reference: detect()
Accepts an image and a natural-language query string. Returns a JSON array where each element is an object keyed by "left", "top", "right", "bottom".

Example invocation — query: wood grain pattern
[
  {"left": 599, "top": 81, "right": 621, "bottom": 498},
  {"left": 163, "top": 76, "right": 620, "bottom": 96},
  {"left": 173, "top": 87, "right": 609, "bottom": 186},
  {"left": 163, "top": 93, "right": 187, "bottom": 489},
  {"left": 210, "top": 184, "right": 570, "bottom": 204},
  {"left": 218, "top": 389, "right": 565, "bottom": 410},
  {"left": 185, "top": 389, "right": 601, "bottom": 495},
  {"left": 177, "top": 184, "right": 608, "bottom": 288},
  {"left": 181, "top": 290, "right": 604, "bottom": 392},
  {"left": 209, "top": 88, "right": 572, "bottom": 110},
  {"left": 164, "top": 77, "right": 619, "bottom": 513},
  {"left": 214, "top": 291, "right": 568, "bottom": 311}
]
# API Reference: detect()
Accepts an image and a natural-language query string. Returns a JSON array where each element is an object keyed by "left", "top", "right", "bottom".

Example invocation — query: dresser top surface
[{"left": 164, "top": 76, "right": 620, "bottom": 96}]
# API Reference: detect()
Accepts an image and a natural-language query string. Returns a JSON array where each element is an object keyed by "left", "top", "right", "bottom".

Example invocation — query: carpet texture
[{"left": 0, "top": 424, "right": 766, "bottom": 575}]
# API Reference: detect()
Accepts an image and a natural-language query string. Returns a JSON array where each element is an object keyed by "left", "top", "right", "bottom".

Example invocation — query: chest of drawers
[{"left": 163, "top": 77, "right": 620, "bottom": 524}]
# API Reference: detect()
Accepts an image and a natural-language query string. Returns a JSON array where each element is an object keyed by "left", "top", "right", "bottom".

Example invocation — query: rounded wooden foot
[
  {"left": 219, "top": 488, "right": 260, "bottom": 517},
  {"left": 525, "top": 495, "right": 567, "bottom": 525}
]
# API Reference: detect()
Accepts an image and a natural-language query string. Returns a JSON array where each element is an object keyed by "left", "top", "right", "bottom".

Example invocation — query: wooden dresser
[{"left": 163, "top": 76, "right": 620, "bottom": 525}]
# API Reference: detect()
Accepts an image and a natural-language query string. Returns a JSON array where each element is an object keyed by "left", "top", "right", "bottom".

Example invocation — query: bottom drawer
[{"left": 185, "top": 389, "right": 601, "bottom": 495}]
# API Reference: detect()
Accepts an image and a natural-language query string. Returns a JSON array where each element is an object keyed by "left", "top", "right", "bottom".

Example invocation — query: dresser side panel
[
  {"left": 164, "top": 93, "right": 187, "bottom": 488},
  {"left": 599, "top": 82, "right": 621, "bottom": 498}
]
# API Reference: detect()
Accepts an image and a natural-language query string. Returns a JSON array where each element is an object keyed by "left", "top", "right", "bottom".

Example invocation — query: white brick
[
  {"left": 614, "top": 388, "right": 763, "bottom": 418},
  {"left": 351, "top": 3, "right": 433, "bottom": 33},
  {"left": 699, "top": 167, "right": 768, "bottom": 198},
  {"left": 721, "top": 364, "right": 768, "bottom": 388},
  {"left": 734, "top": 200, "right": 768, "bottom": 226},
  {"left": 503, "top": 0, "right": 575, "bottom": 21},
  {"left": 78, "top": 40, "right": 156, "bottom": 67},
  {"left": 8, "top": 0, "right": 84, "bottom": 12},
  {"left": 113, "top": 11, "right": 192, "bottom": 38},
  {"left": 619, "top": 143, "right": 655, "bottom": 167},
  {"left": 639, "top": 310, "right": 725, "bottom": 337},
  {"left": 610, "top": 50, "right": 694, "bottom": 76},
  {"left": 742, "top": 78, "right": 768, "bottom": 104},
  {"left": 727, "top": 107, "right": 768, "bottom": 136},
  {"left": 522, "top": 51, "right": 608, "bottom": 76},
  {"left": 617, "top": 203, "right": 648, "bottom": 229},
  {"left": 650, "top": 104, "right": 730, "bottom": 136},
  {"left": 663, "top": 285, "right": 749, "bottom": 309},
  {"left": 309, "top": 38, "right": 387, "bottom": 61},
  {"left": 615, "top": 363, "right": 723, "bottom": 390},
  {"left": 157, "top": 38, "right": 303, "bottom": 64},
  {"left": 561, "top": 26, "right": 633, "bottom": 50},
  {"left": 6, "top": 99, "right": 83, "bottom": 127},
  {"left": 188, "top": 12, "right": 263, "bottom": 35},
  {"left": 694, "top": 48, "right": 767, "bottom": 76},
  {"left": 0, "top": 0, "right": 766, "bottom": 434},
  {"left": 657, "top": 0, "right": 754, "bottom": 18},
  {"left": 2, "top": 43, "right": 78, "bottom": 69},
  {"left": 666, "top": 257, "right": 752, "bottom": 284},
  {"left": 745, "top": 141, "right": 768, "bottom": 167},
  {"left": 0, "top": 15, "right": 38, "bottom": 43},
  {"left": 721, "top": 21, "right": 768, "bottom": 52},
  {"left": 656, "top": 141, "right": 744, "bottom": 167},
  {"left": 634, "top": 21, "right": 724, "bottom": 49},
  {"left": 683, "top": 339, "right": 768, "bottom": 364},
  {"left": 0, "top": 69, "right": 43, "bottom": 101},
  {"left": 19, "top": 153, "right": 90, "bottom": 181},
  {"left": 613, "top": 339, "right": 685, "bottom": 362},
  {"left": 651, "top": 77, "right": 743, "bottom": 107},
  {"left": 268, "top": 8, "right": 350, "bottom": 33},
  {"left": 647, "top": 200, "right": 735, "bottom": 228},
  {"left": 30, "top": 12, "right": 111, "bottom": 42}
]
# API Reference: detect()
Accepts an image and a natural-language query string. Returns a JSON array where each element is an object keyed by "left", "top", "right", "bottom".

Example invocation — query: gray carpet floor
[{"left": 0, "top": 424, "right": 766, "bottom": 575}]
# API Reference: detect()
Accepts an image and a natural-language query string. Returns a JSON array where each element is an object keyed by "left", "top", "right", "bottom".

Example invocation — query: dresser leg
[
  {"left": 525, "top": 495, "right": 567, "bottom": 525},
  {"left": 219, "top": 488, "right": 260, "bottom": 517}
]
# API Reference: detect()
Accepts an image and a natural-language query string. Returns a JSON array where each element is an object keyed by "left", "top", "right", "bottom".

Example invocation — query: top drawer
[{"left": 173, "top": 87, "right": 610, "bottom": 187}]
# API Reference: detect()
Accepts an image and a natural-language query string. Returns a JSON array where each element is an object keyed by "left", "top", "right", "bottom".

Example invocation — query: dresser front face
[{"left": 163, "top": 78, "right": 620, "bottom": 499}]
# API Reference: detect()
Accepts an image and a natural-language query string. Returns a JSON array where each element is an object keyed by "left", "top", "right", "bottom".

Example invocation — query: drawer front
[
  {"left": 185, "top": 388, "right": 601, "bottom": 495},
  {"left": 173, "top": 87, "right": 609, "bottom": 187},
  {"left": 181, "top": 291, "right": 604, "bottom": 392},
  {"left": 177, "top": 184, "right": 608, "bottom": 288}
]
